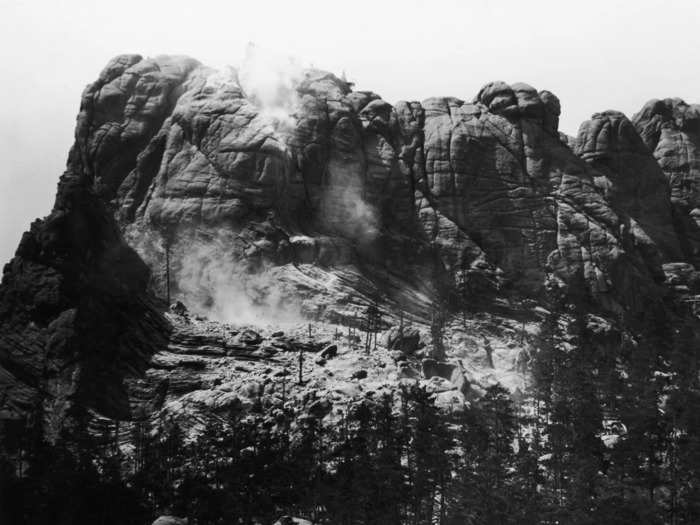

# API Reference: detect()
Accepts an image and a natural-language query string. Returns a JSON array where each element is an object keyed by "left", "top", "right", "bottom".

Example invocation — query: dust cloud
[
  {"left": 127, "top": 227, "right": 304, "bottom": 327},
  {"left": 237, "top": 43, "right": 303, "bottom": 130}
]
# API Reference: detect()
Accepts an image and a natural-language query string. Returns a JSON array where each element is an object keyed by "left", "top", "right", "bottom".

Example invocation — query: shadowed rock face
[
  {"left": 575, "top": 110, "right": 682, "bottom": 261},
  {"left": 632, "top": 98, "right": 700, "bottom": 260},
  {"left": 0, "top": 146, "right": 170, "bottom": 436},
  {"left": 0, "top": 54, "right": 697, "bottom": 429}
]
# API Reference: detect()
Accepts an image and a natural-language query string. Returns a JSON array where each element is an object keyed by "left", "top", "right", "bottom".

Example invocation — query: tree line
[{"left": 1, "top": 297, "right": 700, "bottom": 524}]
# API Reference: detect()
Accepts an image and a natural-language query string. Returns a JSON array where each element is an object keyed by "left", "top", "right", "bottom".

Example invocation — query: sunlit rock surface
[{"left": 119, "top": 302, "right": 535, "bottom": 435}]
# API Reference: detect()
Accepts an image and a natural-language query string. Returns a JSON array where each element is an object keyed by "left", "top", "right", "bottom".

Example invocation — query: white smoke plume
[
  {"left": 175, "top": 235, "right": 304, "bottom": 326},
  {"left": 322, "top": 155, "right": 381, "bottom": 242},
  {"left": 126, "top": 227, "right": 304, "bottom": 327},
  {"left": 331, "top": 185, "right": 380, "bottom": 242},
  {"left": 237, "top": 42, "right": 304, "bottom": 130},
  {"left": 234, "top": 44, "right": 381, "bottom": 243}
]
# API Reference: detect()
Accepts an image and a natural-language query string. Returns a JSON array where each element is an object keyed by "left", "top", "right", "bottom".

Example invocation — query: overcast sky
[{"left": 1, "top": 0, "right": 699, "bottom": 265}]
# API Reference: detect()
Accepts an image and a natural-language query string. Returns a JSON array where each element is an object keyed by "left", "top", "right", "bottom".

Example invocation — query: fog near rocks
[
  {"left": 127, "top": 226, "right": 305, "bottom": 327},
  {"left": 175, "top": 236, "right": 304, "bottom": 327},
  {"left": 322, "top": 183, "right": 380, "bottom": 243},
  {"left": 237, "top": 43, "right": 304, "bottom": 130},
  {"left": 235, "top": 44, "right": 381, "bottom": 242}
]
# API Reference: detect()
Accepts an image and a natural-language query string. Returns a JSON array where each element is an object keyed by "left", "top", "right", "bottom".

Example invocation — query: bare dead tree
[
  {"left": 164, "top": 236, "right": 171, "bottom": 305},
  {"left": 363, "top": 301, "right": 381, "bottom": 355},
  {"left": 430, "top": 300, "right": 447, "bottom": 360},
  {"left": 298, "top": 349, "right": 305, "bottom": 385}
]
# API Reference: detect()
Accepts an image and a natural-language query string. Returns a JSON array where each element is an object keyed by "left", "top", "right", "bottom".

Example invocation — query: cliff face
[
  {"left": 575, "top": 110, "right": 681, "bottom": 261},
  {"left": 84, "top": 57, "right": 675, "bottom": 308},
  {"left": 632, "top": 98, "right": 700, "bottom": 261},
  {"left": 0, "top": 143, "right": 170, "bottom": 434},
  {"left": 1, "top": 54, "right": 699, "bottom": 431}
]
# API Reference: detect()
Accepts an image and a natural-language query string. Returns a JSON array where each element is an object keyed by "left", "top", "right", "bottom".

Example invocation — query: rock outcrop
[
  {"left": 1, "top": 54, "right": 698, "bottom": 433},
  {"left": 632, "top": 98, "right": 700, "bottom": 260},
  {"left": 88, "top": 57, "right": 677, "bottom": 315},
  {"left": 576, "top": 110, "right": 681, "bottom": 261},
  {"left": 0, "top": 145, "right": 170, "bottom": 438}
]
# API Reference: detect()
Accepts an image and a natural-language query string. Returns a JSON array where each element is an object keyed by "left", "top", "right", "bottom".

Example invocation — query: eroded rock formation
[
  {"left": 1, "top": 54, "right": 699, "bottom": 434},
  {"left": 633, "top": 98, "right": 700, "bottom": 260}
]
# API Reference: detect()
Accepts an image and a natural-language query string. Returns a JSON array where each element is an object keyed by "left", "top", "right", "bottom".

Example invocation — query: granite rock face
[
  {"left": 90, "top": 58, "right": 673, "bottom": 312},
  {"left": 1, "top": 54, "right": 698, "bottom": 430},
  {"left": 78, "top": 54, "right": 202, "bottom": 208},
  {"left": 415, "top": 85, "right": 632, "bottom": 300},
  {"left": 632, "top": 98, "right": 700, "bottom": 260},
  {"left": 576, "top": 110, "right": 682, "bottom": 261}
]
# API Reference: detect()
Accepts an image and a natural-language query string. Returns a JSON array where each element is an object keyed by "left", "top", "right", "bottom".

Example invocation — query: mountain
[{"left": 2, "top": 54, "right": 700, "bottom": 523}]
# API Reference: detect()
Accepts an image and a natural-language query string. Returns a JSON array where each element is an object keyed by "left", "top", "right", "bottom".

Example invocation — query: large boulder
[
  {"left": 421, "top": 358, "right": 469, "bottom": 395},
  {"left": 384, "top": 326, "right": 422, "bottom": 354},
  {"left": 273, "top": 516, "right": 313, "bottom": 525},
  {"left": 152, "top": 516, "right": 187, "bottom": 525}
]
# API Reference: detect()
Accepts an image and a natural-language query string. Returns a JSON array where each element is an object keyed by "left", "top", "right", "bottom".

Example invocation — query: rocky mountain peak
[
  {"left": 1, "top": 53, "right": 699, "bottom": 441},
  {"left": 474, "top": 80, "right": 561, "bottom": 134}
]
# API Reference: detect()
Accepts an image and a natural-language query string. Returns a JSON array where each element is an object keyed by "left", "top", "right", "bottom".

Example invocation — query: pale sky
[{"left": 1, "top": 0, "right": 699, "bottom": 265}]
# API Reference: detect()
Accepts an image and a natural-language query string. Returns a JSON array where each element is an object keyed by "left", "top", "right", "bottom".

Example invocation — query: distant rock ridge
[{"left": 1, "top": 53, "right": 699, "bottom": 432}]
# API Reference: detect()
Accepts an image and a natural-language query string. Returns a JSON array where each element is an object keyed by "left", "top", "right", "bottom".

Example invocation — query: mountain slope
[{"left": 1, "top": 54, "right": 699, "bottom": 437}]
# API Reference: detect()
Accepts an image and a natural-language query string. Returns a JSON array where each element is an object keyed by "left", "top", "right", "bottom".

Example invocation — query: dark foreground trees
[
  {"left": 0, "top": 385, "right": 539, "bottom": 525},
  {"left": 2, "top": 301, "right": 700, "bottom": 524}
]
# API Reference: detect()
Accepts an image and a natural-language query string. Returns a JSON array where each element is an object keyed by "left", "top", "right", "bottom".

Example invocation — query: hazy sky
[{"left": 1, "top": 0, "right": 699, "bottom": 265}]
